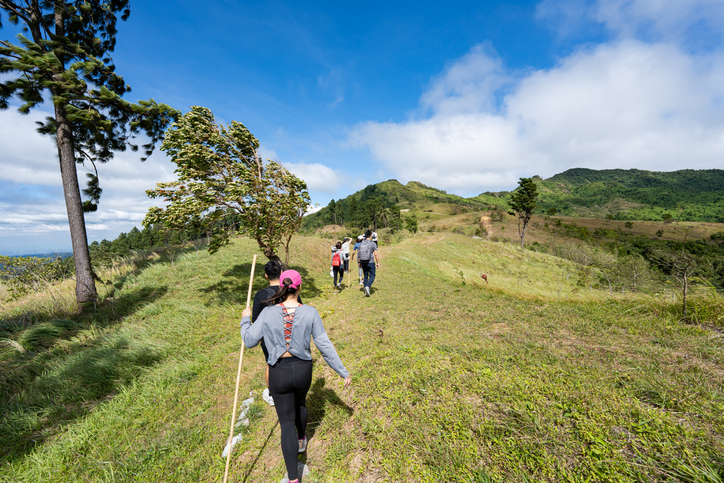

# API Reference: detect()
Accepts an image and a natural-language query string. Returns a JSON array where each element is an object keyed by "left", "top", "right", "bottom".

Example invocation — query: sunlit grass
[{"left": 1, "top": 234, "right": 722, "bottom": 482}]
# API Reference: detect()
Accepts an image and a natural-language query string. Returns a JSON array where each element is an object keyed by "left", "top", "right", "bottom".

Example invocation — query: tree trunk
[
  {"left": 259, "top": 238, "right": 281, "bottom": 264},
  {"left": 520, "top": 222, "right": 527, "bottom": 248},
  {"left": 55, "top": 104, "right": 97, "bottom": 303}
]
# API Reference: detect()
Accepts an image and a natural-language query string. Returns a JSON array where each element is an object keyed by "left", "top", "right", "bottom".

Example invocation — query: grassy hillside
[
  {"left": 473, "top": 168, "right": 724, "bottom": 222},
  {"left": 302, "top": 180, "right": 487, "bottom": 231},
  {"left": 308, "top": 168, "right": 724, "bottom": 234},
  {"left": 1, "top": 233, "right": 723, "bottom": 482}
]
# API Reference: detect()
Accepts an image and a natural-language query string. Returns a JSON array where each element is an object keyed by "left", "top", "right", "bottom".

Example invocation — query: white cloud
[
  {"left": 421, "top": 43, "right": 511, "bottom": 116},
  {"left": 0, "top": 107, "right": 60, "bottom": 186},
  {"left": 351, "top": 35, "right": 724, "bottom": 194},
  {"left": 258, "top": 146, "right": 280, "bottom": 162},
  {"left": 283, "top": 161, "right": 346, "bottom": 194},
  {"left": 537, "top": 0, "right": 724, "bottom": 44},
  {"left": 594, "top": 0, "right": 724, "bottom": 40},
  {"left": 0, "top": 106, "right": 178, "bottom": 253}
]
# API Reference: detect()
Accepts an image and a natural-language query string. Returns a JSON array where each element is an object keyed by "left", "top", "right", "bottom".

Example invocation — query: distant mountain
[
  {"left": 307, "top": 168, "right": 724, "bottom": 227},
  {"left": 302, "top": 179, "right": 489, "bottom": 229},
  {"left": 474, "top": 168, "right": 724, "bottom": 222},
  {"left": 9, "top": 252, "right": 73, "bottom": 259}
]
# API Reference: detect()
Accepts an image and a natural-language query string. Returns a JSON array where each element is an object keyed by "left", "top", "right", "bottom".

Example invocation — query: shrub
[{"left": 0, "top": 256, "right": 74, "bottom": 300}]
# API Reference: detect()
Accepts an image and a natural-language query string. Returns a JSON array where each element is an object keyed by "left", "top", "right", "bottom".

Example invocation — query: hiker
[
  {"left": 358, "top": 230, "right": 380, "bottom": 297},
  {"left": 251, "top": 261, "right": 302, "bottom": 407},
  {"left": 331, "top": 241, "right": 346, "bottom": 290},
  {"left": 241, "top": 270, "right": 351, "bottom": 483},
  {"left": 341, "top": 237, "right": 351, "bottom": 273},
  {"left": 371, "top": 231, "right": 378, "bottom": 248},
  {"left": 350, "top": 234, "right": 365, "bottom": 286}
]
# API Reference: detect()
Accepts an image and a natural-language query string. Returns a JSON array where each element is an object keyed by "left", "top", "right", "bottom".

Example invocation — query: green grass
[{"left": 1, "top": 234, "right": 723, "bottom": 482}]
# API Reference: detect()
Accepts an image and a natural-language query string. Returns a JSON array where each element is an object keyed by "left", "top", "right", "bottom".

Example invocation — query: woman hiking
[
  {"left": 331, "top": 240, "right": 346, "bottom": 291},
  {"left": 251, "top": 260, "right": 302, "bottom": 407},
  {"left": 240, "top": 270, "right": 351, "bottom": 483}
]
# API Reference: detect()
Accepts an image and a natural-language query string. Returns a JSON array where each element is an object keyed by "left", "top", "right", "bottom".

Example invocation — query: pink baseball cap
[{"left": 279, "top": 269, "right": 302, "bottom": 289}]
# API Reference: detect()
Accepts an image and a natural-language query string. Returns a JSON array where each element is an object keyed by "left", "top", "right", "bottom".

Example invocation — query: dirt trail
[{"left": 479, "top": 215, "right": 492, "bottom": 237}]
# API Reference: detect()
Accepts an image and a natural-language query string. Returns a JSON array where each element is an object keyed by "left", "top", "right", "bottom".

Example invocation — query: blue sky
[{"left": 2, "top": 0, "right": 724, "bottom": 254}]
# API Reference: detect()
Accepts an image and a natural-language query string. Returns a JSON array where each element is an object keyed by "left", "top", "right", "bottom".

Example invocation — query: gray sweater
[{"left": 240, "top": 304, "right": 349, "bottom": 378}]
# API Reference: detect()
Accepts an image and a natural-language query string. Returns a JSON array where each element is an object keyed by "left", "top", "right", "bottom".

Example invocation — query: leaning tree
[
  {"left": 509, "top": 177, "right": 539, "bottom": 248},
  {"left": 144, "top": 106, "right": 310, "bottom": 265},
  {"left": 0, "top": 1, "right": 178, "bottom": 303}
]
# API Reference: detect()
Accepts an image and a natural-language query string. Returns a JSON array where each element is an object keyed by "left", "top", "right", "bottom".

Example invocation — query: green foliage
[
  {"left": 0, "top": 256, "right": 73, "bottom": 299},
  {"left": 302, "top": 179, "right": 490, "bottom": 231},
  {"left": 144, "top": 106, "right": 310, "bottom": 263},
  {"left": 509, "top": 177, "right": 539, "bottom": 247},
  {"left": 404, "top": 214, "right": 419, "bottom": 234},
  {"left": 533, "top": 168, "right": 724, "bottom": 223}
]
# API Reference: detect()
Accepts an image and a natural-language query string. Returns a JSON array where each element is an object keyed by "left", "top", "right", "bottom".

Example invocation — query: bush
[
  {"left": 0, "top": 256, "right": 74, "bottom": 299},
  {"left": 405, "top": 215, "right": 419, "bottom": 234}
]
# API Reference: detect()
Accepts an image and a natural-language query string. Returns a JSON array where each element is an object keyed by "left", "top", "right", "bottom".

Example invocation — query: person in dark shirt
[{"left": 252, "top": 260, "right": 302, "bottom": 406}]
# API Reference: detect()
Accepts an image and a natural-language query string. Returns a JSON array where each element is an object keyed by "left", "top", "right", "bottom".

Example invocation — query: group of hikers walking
[
  {"left": 330, "top": 229, "right": 380, "bottom": 297},
  {"left": 237, "top": 229, "right": 380, "bottom": 481}
]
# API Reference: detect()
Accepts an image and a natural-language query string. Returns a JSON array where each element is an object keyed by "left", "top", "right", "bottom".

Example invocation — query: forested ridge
[
  {"left": 489, "top": 168, "right": 724, "bottom": 222},
  {"left": 306, "top": 168, "right": 724, "bottom": 225}
]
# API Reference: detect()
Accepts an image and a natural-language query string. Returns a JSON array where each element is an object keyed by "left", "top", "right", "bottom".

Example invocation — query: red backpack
[{"left": 332, "top": 251, "right": 341, "bottom": 267}]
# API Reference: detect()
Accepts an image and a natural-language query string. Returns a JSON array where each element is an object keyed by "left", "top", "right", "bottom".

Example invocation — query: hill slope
[
  {"left": 309, "top": 168, "right": 724, "bottom": 228},
  {"left": 1, "top": 234, "right": 723, "bottom": 482},
  {"left": 475, "top": 168, "right": 724, "bottom": 222}
]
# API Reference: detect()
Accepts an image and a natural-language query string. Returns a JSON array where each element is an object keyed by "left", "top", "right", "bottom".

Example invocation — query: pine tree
[{"left": 0, "top": 1, "right": 178, "bottom": 303}]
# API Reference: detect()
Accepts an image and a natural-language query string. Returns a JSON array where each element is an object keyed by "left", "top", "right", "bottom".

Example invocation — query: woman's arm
[{"left": 240, "top": 306, "right": 264, "bottom": 348}]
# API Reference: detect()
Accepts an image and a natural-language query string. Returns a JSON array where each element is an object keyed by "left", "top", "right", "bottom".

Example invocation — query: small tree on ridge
[{"left": 509, "top": 177, "right": 539, "bottom": 248}]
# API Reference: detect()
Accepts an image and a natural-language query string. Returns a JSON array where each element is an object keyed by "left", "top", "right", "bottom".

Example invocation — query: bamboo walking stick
[{"left": 223, "top": 254, "right": 257, "bottom": 483}]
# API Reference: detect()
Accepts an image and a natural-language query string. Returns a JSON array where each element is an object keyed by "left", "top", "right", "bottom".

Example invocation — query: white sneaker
[
  {"left": 359, "top": 281, "right": 363, "bottom": 286},
  {"left": 364, "top": 286, "right": 370, "bottom": 297},
  {"left": 336, "top": 283, "right": 342, "bottom": 290},
  {"left": 298, "top": 436, "right": 307, "bottom": 453},
  {"left": 279, "top": 463, "right": 310, "bottom": 483},
  {"left": 262, "top": 388, "right": 275, "bottom": 406}
]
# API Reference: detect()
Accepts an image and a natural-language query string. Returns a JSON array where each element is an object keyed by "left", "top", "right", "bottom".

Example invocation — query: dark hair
[
  {"left": 365, "top": 229, "right": 372, "bottom": 238},
  {"left": 264, "top": 260, "right": 282, "bottom": 280},
  {"left": 263, "top": 277, "right": 299, "bottom": 306},
  {"left": 335, "top": 241, "right": 342, "bottom": 249}
]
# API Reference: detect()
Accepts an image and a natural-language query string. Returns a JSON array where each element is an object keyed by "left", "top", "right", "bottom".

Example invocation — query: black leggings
[
  {"left": 268, "top": 357, "right": 313, "bottom": 480},
  {"left": 333, "top": 265, "right": 344, "bottom": 285}
]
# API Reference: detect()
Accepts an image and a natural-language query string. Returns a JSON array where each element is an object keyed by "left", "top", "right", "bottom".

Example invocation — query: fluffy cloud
[
  {"left": 0, "top": 108, "right": 60, "bottom": 186},
  {"left": 282, "top": 161, "right": 346, "bottom": 194},
  {"left": 0, "top": 107, "right": 178, "bottom": 252},
  {"left": 351, "top": 2, "right": 724, "bottom": 195}
]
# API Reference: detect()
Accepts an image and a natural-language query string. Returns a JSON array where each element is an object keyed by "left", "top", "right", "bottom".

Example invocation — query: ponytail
[{"left": 263, "top": 277, "right": 298, "bottom": 306}]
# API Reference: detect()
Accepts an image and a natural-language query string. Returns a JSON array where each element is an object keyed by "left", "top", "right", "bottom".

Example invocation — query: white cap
[{"left": 371, "top": 232, "right": 378, "bottom": 241}]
